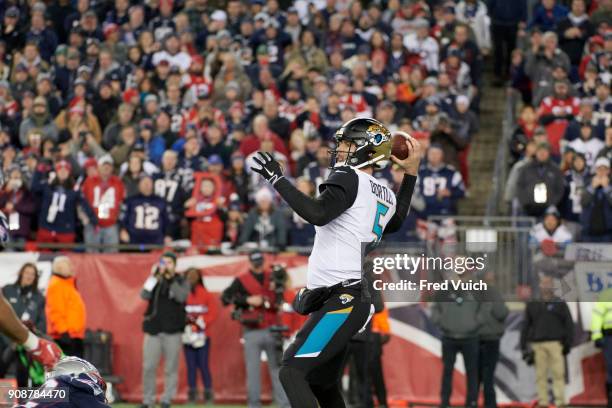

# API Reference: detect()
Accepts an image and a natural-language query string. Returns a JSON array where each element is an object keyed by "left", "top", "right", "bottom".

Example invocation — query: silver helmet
[{"left": 45, "top": 356, "right": 100, "bottom": 381}]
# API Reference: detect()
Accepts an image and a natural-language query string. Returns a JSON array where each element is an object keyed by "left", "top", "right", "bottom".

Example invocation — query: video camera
[{"left": 271, "top": 263, "right": 288, "bottom": 305}]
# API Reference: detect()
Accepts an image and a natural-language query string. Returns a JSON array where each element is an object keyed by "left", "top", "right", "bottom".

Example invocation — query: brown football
[{"left": 391, "top": 133, "right": 409, "bottom": 160}]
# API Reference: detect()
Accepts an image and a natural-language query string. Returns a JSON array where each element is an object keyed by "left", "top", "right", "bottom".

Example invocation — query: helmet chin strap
[{"left": 354, "top": 154, "right": 384, "bottom": 169}]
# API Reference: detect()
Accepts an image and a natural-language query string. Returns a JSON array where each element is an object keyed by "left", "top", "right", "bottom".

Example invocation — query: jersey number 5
[{"left": 372, "top": 201, "right": 389, "bottom": 242}]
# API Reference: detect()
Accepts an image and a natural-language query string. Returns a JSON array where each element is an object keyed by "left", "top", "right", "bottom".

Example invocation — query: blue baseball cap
[{"left": 208, "top": 154, "right": 223, "bottom": 165}]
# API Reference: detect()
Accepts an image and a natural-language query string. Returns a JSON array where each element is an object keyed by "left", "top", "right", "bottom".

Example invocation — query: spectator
[
  {"left": 92, "top": 81, "right": 120, "bottom": 131},
  {"left": 220, "top": 251, "right": 290, "bottom": 408},
  {"left": 1, "top": 263, "right": 46, "bottom": 386},
  {"left": 152, "top": 34, "right": 192, "bottom": 72},
  {"left": 528, "top": 0, "right": 569, "bottom": 32},
  {"left": 580, "top": 157, "right": 612, "bottom": 242},
  {"left": 228, "top": 152, "right": 250, "bottom": 208},
  {"left": 532, "top": 61, "right": 575, "bottom": 107},
  {"left": 111, "top": 126, "right": 138, "bottom": 168},
  {"left": 488, "top": 0, "right": 527, "bottom": 85},
  {"left": 31, "top": 160, "right": 97, "bottom": 247},
  {"left": 0, "top": 166, "right": 36, "bottom": 242},
  {"left": 537, "top": 79, "right": 580, "bottom": 157},
  {"left": 455, "top": 0, "right": 491, "bottom": 54},
  {"left": 476, "top": 273, "right": 508, "bottom": 408},
  {"left": 183, "top": 267, "right": 219, "bottom": 404},
  {"left": 154, "top": 150, "right": 190, "bottom": 240},
  {"left": 138, "top": 120, "right": 165, "bottom": 166},
  {"left": 598, "top": 127, "right": 612, "bottom": 163},
  {"left": 19, "top": 97, "right": 58, "bottom": 146},
  {"left": 222, "top": 201, "right": 245, "bottom": 247},
  {"left": 81, "top": 155, "right": 125, "bottom": 252},
  {"left": 303, "top": 145, "right": 332, "bottom": 189},
  {"left": 417, "top": 145, "right": 465, "bottom": 218},
  {"left": 560, "top": 152, "right": 589, "bottom": 237},
  {"left": 442, "top": 24, "right": 483, "bottom": 90},
  {"left": 509, "top": 49, "right": 532, "bottom": 103},
  {"left": 287, "top": 178, "right": 316, "bottom": 246},
  {"left": 102, "top": 103, "right": 135, "bottom": 150},
  {"left": 509, "top": 106, "right": 539, "bottom": 164},
  {"left": 45, "top": 256, "right": 86, "bottom": 357},
  {"left": 429, "top": 113, "right": 469, "bottom": 171},
  {"left": 529, "top": 206, "right": 573, "bottom": 254},
  {"left": 25, "top": 10, "right": 58, "bottom": 62},
  {"left": 239, "top": 115, "right": 289, "bottom": 157},
  {"left": 564, "top": 100, "right": 605, "bottom": 142},
  {"left": 122, "top": 155, "right": 146, "bottom": 198},
  {"left": 120, "top": 175, "right": 170, "bottom": 246},
  {"left": 431, "top": 273, "right": 481, "bottom": 408},
  {"left": 185, "top": 174, "right": 225, "bottom": 248},
  {"left": 521, "top": 275, "right": 573, "bottom": 408},
  {"left": 592, "top": 81, "right": 612, "bottom": 131},
  {"left": 141, "top": 252, "right": 190, "bottom": 408},
  {"left": 239, "top": 188, "right": 287, "bottom": 249},
  {"left": 516, "top": 142, "right": 565, "bottom": 217},
  {"left": 567, "top": 123, "right": 604, "bottom": 168},
  {"left": 556, "top": 0, "right": 594, "bottom": 70},
  {"left": 403, "top": 18, "right": 439, "bottom": 74},
  {"left": 526, "top": 31, "right": 570, "bottom": 90}
]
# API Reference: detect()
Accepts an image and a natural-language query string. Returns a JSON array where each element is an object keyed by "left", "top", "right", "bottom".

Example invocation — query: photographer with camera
[
  {"left": 220, "top": 251, "right": 290, "bottom": 408},
  {"left": 140, "top": 252, "right": 190, "bottom": 408}
]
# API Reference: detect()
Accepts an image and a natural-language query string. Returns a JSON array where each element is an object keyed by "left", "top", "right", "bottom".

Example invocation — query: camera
[{"left": 271, "top": 264, "right": 288, "bottom": 305}]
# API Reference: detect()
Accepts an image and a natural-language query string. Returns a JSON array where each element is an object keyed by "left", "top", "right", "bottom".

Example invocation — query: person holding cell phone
[{"left": 140, "top": 252, "right": 190, "bottom": 408}]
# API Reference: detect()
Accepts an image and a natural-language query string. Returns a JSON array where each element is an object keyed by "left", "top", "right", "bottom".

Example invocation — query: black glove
[
  {"left": 562, "top": 344, "right": 571, "bottom": 355},
  {"left": 251, "top": 151, "right": 284, "bottom": 186},
  {"left": 595, "top": 338, "right": 604, "bottom": 349},
  {"left": 522, "top": 349, "right": 534, "bottom": 365}
]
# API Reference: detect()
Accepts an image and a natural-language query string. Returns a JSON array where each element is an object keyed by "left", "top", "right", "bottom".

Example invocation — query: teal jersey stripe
[{"left": 295, "top": 311, "right": 350, "bottom": 356}]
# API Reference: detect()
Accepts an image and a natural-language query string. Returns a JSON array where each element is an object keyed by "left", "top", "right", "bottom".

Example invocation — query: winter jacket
[
  {"left": 2, "top": 284, "right": 46, "bottom": 333},
  {"left": 516, "top": 159, "right": 565, "bottom": 216},
  {"left": 45, "top": 273, "right": 87, "bottom": 339},
  {"left": 520, "top": 299, "right": 573, "bottom": 352},
  {"left": 185, "top": 285, "right": 219, "bottom": 337},
  {"left": 141, "top": 274, "right": 189, "bottom": 335},
  {"left": 431, "top": 288, "right": 481, "bottom": 339},
  {"left": 476, "top": 286, "right": 509, "bottom": 340}
]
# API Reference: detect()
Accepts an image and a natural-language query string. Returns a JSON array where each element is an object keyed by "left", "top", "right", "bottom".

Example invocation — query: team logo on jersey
[
  {"left": 366, "top": 124, "right": 390, "bottom": 146},
  {"left": 339, "top": 294, "right": 354, "bottom": 304}
]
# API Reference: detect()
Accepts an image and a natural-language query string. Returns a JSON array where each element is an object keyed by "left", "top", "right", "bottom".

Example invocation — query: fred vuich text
[{"left": 373, "top": 279, "right": 488, "bottom": 292}]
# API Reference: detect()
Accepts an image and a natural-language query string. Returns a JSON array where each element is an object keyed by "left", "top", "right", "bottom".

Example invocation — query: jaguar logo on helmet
[{"left": 330, "top": 118, "right": 392, "bottom": 169}]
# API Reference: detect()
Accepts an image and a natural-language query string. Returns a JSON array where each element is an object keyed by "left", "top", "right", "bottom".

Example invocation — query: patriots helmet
[
  {"left": 329, "top": 118, "right": 392, "bottom": 169},
  {"left": 46, "top": 356, "right": 107, "bottom": 397}
]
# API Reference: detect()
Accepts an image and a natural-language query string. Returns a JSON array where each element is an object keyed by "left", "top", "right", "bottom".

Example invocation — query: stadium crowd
[
  {"left": 0, "top": 0, "right": 486, "bottom": 251},
  {"left": 505, "top": 0, "right": 612, "bottom": 244}
]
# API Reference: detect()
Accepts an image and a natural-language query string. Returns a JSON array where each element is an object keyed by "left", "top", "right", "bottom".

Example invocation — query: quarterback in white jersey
[{"left": 251, "top": 118, "right": 422, "bottom": 408}]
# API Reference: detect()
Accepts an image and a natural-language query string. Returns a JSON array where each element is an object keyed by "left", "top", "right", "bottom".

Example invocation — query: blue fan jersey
[{"left": 120, "top": 194, "right": 169, "bottom": 245}]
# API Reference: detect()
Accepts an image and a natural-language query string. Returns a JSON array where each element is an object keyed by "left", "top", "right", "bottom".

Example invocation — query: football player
[
  {"left": 251, "top": 118, "right": 421, "bottom": 407},
  {"left": 14, "top": 356, "right": 110, "bottom": 407},
  {"left": 0, "top": 212, "right": 62, "bottom": 370}
]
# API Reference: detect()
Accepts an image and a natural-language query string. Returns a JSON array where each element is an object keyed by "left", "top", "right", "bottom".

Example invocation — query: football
[{"left": 391, "top": 133, "right": 410, "bottom": 160}]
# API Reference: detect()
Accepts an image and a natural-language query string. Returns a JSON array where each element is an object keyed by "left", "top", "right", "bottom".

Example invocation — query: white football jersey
[{"left": 307, "top": 167, "right": 397, "bottom": 288}]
